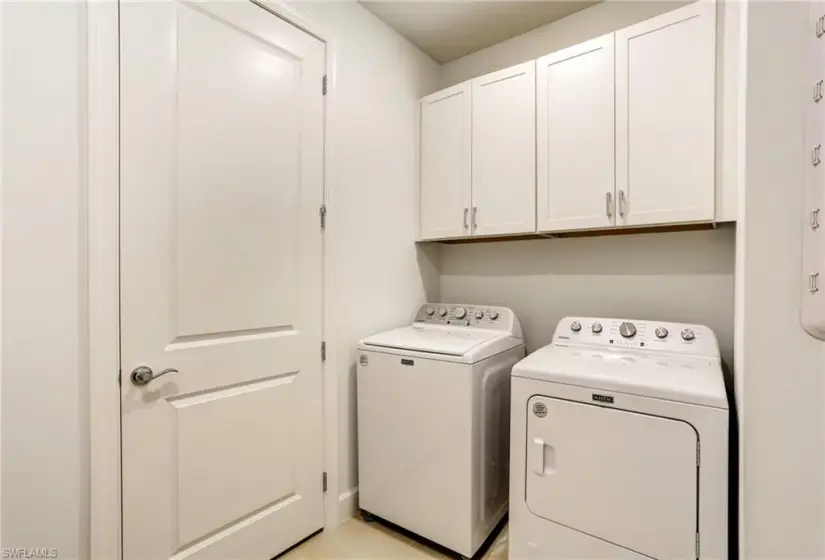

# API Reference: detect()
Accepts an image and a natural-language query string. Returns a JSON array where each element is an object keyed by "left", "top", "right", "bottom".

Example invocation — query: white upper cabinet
[
  {"left": 536, "top": 34, "right": 615, "bottom": 233},
  {"left": 420, "top": 82, "right": 472, "bottom": 240},
  {"left": 616, "top": 1, "right": 716, "bottom": 227},
  {"left": 471, "top": 61, "right": 537, "bottom": 236},
  {"left": 418, "top": 2, "right": 723, "bottom": 241}
]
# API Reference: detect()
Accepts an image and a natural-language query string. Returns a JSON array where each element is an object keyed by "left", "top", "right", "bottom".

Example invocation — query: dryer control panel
[
  {"left": 553, "top": 317, "right": 719, "bottom": 358},
  {"left": 414, "top": 303, "right": 520, "bottom": 334}
]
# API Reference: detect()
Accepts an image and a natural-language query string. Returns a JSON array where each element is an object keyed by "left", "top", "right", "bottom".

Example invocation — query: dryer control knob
[
  {"left": 570, "top": 321, "right": 582, "bottom": 332},
  {"left": 655, "top": 326, "right": 669, "bottom": 339},
  {"left": 490, "top": 311, "right": 500, "bottom": 320},
  {"left": 438, "top": 308, "right": 447, "bottom": 317},
  {"left": 619, "top": 322, "right": 637, "bottom": 338},
  {"left": 425, "top": 307, "right": 434, "bottom": 316},
  {"left": 681, "top": 328, "right": 696, "bottom": 341},
  {"left": 475, "top": 310, "right": 484, "bottom": 319},
  {"left": 591, "top": 322, "right": 603, "bottom": 334},
  {"left": 454, "top": 307, "right": 467, "bottom": 319}
]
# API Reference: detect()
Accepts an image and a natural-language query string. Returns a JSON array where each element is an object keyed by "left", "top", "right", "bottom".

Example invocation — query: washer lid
[
  {"left": 512, "top": 345, "right": 728, "bottom": 409},
  {"left": 361, "top": 325, "right": 504, "bottom": 357}
]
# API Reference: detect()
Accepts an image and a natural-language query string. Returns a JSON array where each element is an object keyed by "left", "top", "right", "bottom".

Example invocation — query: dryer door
[{"left": 525, "top": 395, "right": 698, "bottom": 559}]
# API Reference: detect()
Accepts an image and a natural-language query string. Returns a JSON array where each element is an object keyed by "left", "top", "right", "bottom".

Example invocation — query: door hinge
[
  {"left": 696, "top": 441, "right": 701, "bottom": 467},
  {"left": 321, "top": 341, "right": 327, "bottom": 362},
  {"left": 322, "top": 472, "right": 328, "bottom": 493},
  {"left": 320, "top": 204, "right": 327, "bottom": 230},
  {"left": 695, "top": 532, "right": 700, "bottom": 558},
  {"left": 118, "top": 369, "right": 122, "bottom": 387},
  {"left": 322, "top": 74, "right": 328, "bottom": 96}
]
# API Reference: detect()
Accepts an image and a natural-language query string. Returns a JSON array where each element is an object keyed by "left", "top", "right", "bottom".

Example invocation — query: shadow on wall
[
  {"left": 417, "top": 242, "right": 443, "bottom": 303},
  {"left": 438, "top": 225, "right": 736, "bottom": 361}
]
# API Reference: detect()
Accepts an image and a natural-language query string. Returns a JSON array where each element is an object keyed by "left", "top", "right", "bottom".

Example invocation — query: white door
[
  {"left": 526, "top": 396, "right": 698, "bottom": 559},
  {"left": 420, "top": 82, "right": 472, "bottom": 240},
  {"left": 537, "top": 34, "right": 615, "bottom": 233},
  {"left": 616, "top": 1, "right": 716, "bottom": 226},
  {"left": 471, "top": 61, "right": 536, "bottom": 236},
  {"left": 120, "top": 2, "right": 325, "bottom": 559}
]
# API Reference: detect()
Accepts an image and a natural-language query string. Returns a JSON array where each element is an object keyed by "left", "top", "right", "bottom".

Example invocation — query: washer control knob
[
  {"left": 454, "top": 307, "right": 467, "bottom": 319},
  {"left": 438, "top": 308, "right": 447, "bottom": 317},
  {"left": 591, "top": 322, "right": 603, "bottom": 334},
  {"left": 570, "top": 321, "right": 582, "bottom": 332},
  {"left": 425, "top": 307, "right": 434, "bottom": 316},
  {"left": 655, "top": 326, "right": 669, "bottom": 339},
  {"left": 619, "top": 322, "right": 637, "bottom": 338},
  {"left": 475, "top": 310, "right": 484, "bottom": 319},
  {"left": 681, "top": 328, "right": 696, "bottom": 341},
  {"left": 490, "top": 311, "right": 500, "bottom": 320}
]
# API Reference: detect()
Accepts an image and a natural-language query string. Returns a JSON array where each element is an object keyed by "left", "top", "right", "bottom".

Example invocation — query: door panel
[
  {"left": 616, "top": 2, "right": 716, "bottom": 226},
  {"left": 471, "top": 62, "right": 536, "bottom": 236},
  {"left": 537, "top": 35, "right": 615, "bottom": 233},
  {"left": 526, "top": 396, "right": 698, "bottom": 560},
  {"left": 420, "top": 82, "right": 472, "bottom": 240},
  {"left": 120, "top": 2, "right": 325, "bottom": 558}
]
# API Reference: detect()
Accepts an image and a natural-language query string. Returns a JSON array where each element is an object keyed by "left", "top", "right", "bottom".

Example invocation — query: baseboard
[{"left": 337, "top": 487, "right": 359, "bottom": 522}]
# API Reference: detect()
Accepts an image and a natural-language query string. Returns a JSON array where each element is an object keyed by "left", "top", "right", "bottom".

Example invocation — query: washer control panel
[
  {"left": 553, "top": 316, "right": 719, "bottom": 358},
  {"left": 415, "top": 303, "right": 515, "bottom": 331}
]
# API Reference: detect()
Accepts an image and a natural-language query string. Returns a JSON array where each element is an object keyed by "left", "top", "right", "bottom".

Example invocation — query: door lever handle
[{"left": 131, "top": 366, "right": 179, "bottom": 386}]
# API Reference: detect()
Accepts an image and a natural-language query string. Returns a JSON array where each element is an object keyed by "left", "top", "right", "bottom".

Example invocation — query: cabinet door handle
[
  {"left": 618, "top": 190, "right": 626, "bottom": 217},
  {"left": 606, "top": 192, "right": 613, "bottom": 218},
  {"left": 463, "top": 207, "right": 469, "bottom": 230},
  {"left": 814, "top": 145, "right": 822, "bottom": 167},
  {"left": 472, "top": 207, "right": 478, "bottom": 231}
]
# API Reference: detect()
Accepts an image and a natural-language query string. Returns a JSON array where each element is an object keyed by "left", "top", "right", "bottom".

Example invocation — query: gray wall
[
  {"left": 1, "top": 2, "right": 89, "bottom": 557},
  {"left": 440, "top": 227, "right": 736, "bottom": 363},
  {"left": 291, "top": 0, "right": 443, "bottom": 521},
  {"left": 739, "top": 2, "right": 825, "bottom": 557}
]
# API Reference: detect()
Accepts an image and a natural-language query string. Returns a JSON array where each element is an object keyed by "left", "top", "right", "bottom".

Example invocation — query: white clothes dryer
[{"left": 509, "top": 317, "right": 730, "bottom": 560}]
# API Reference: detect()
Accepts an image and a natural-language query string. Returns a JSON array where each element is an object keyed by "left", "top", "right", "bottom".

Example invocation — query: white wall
[
  {"left": 0, "top": 2, "right": 89, "bottom": 557},
  {"left": 441, "top": 227, "right": 736, "bottom": 362},
  {"left": 292, "top": 1, "right": 442, "bottom": 523},
  {"left": 738, "top": 2, "right": 825, "bottom": 557}
]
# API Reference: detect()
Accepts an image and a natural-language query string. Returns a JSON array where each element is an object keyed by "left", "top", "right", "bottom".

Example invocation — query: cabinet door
[
  {"left": 420, "top": 82, "right": 472, "bottom": 240},
  {"left": 537, "top": 34, "right": 615, "bottom": 233},
  {"left": 471, "top": 61, "right": 536, "bottom": 236},
  {"left": 616, "top": 2, "right": 716, "bottom": 226}
]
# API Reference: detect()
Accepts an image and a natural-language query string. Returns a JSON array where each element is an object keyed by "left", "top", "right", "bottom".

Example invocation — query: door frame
[{"left": 87, "top": 2, "right": 340, "bottom": 558}]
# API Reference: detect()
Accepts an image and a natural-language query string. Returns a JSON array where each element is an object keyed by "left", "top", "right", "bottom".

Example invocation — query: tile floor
[{"left": 280, "top": 517, "right": 508, "bottom": 560}]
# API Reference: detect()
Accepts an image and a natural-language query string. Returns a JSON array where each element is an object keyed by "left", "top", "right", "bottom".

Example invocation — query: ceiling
[{"left": 360, "top": 1, "right": 599, "bottom": 63}]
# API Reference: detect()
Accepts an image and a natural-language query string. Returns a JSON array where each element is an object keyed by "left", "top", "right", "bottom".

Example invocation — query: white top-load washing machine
[
  {"left": 510, "top": 317, "right": 730, "bottom": 560},
  {"left": 357, "top": 304, "right": 525, "bottom": 559}
]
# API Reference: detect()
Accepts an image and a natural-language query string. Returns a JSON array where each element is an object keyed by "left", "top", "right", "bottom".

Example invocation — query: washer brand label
[
  {"left": 592, "top": 393, "right": 614, "bottom": 404},
  {"left": 401, "top": 358, "right": 414, "bottom": 366},
  {"left": 359, "top": 354, "right": 368, "bottom": 367},
  {"left": 532, "top": 402, "right": 547, "bottom": 418}
]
